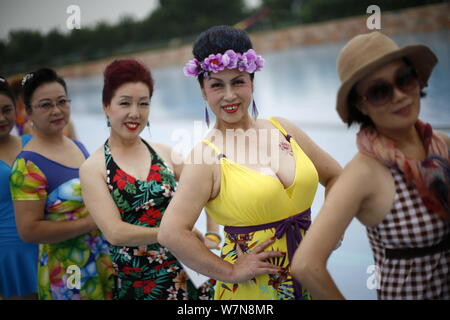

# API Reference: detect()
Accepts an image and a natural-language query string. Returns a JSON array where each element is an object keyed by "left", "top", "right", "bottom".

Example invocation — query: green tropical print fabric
[{"left": 104, "top": 139, "right": 215, "bottom": 300}]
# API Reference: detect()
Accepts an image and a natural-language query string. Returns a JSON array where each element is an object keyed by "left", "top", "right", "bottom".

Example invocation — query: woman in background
[
  {"left": 8, "top": 75, "right": 77, "bottom": 139},
  {"left": 0, "top": 75, "right": 38, "bottom": 300},
  {"left": 10, "top": 68, "right": 114, "bottom": 300}
]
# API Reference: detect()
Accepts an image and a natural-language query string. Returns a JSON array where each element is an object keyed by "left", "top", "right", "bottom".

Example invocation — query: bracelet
[{"left": 205, "top": 232, "right": 222, "bottom": 244}]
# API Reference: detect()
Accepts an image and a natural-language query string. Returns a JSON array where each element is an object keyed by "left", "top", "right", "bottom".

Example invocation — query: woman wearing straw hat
[{"left": 292, "top": 31, "right": 450, "bottom": 300}]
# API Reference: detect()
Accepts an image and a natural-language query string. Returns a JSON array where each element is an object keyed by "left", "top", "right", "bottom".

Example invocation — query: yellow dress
[{"left": 204, "top": 117, "right": 319, "bottom": 300}]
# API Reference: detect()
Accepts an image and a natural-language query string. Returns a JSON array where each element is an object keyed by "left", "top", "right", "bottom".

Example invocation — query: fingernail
[{"left": 270, "top": 236, "right": 276, "bottom": 241}]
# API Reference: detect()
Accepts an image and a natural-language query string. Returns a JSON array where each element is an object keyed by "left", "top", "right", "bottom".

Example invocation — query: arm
[
  {"left": 158, "top": 145, "right": 284, "bottom": 283},
  {"left": 13, "top": 199, "right": 97, "bottom": 244},
  {"left": 291, "top": 156, "right": 374, "bottom": 299},
  {"left": 204, "top": 212, "right": 221, "bottom": 250},
  {"left": 79, "top": 152, "right": 158, "bottom": 246},
  {"left": 274, "top": 117, "right": 342, "bottom": 195},
  {"left": 11, "top": 157, "right": 97, "bottom": 244}
]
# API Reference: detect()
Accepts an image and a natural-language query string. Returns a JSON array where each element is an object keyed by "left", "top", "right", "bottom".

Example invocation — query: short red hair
[{"left": 102, "top": 59, "right": 154, "bottom": 105}]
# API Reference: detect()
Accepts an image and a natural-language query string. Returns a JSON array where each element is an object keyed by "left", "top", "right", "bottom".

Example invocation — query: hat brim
[{"left": 336, "top": 45, "right": 438, "bottom": 123}]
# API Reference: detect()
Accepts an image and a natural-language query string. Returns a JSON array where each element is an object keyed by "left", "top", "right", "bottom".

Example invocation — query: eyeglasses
[
  {"left": 361, "top": 66, "right": 419, "bottom": 107},
  {"left": 33, "top": 98, "right": 71, "bottom": 111}
]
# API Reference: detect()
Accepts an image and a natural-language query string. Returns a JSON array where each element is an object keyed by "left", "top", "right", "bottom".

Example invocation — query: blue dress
[{"left": 0, "top": 135, "right": 38, "bottom": 298}]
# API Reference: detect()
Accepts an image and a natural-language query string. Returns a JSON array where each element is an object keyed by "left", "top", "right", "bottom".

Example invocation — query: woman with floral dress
[
  {"left": 80, "top": 59, "right": 215, "bottom": 300},
  {"left": 10, "top": 68, "right": 114, "bottom": 300}
]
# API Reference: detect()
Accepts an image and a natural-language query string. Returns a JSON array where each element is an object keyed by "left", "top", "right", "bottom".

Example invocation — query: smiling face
[
  {"left": 201, "top": 68, "right": 253, "bottom": 126},
  {"left": 0, "top": 93, "right": 16, "bottom": 139},
  {"left": 28, "top": 82, "right": 70, "bottom": 135},
  {"left": 355, "top": 59, "right": 421, "bottom": 132},
  {"left": 104, "top": 82, "right": 150, "bottom": 139}
]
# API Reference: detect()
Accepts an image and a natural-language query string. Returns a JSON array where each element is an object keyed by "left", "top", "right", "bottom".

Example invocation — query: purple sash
[{"left": 224, "top": 209, "right": 311, "bottom": 300}]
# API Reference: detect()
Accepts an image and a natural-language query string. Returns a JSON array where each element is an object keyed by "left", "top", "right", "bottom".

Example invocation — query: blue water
[{"left": 68, "top": 29, "right": 450, "bottom": 300}]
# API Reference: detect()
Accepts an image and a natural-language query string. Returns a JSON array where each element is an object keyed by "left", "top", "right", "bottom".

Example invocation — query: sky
[{"left": 0, "top": 0, "right": 262, "bottom": 41}]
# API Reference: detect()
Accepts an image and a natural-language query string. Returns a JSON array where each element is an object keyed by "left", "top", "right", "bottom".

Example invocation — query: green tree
[{"left": 145, "top": 0, "right": 248, "bottom": 41}]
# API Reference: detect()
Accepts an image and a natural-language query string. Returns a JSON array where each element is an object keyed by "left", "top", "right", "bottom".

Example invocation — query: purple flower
[
  {"left": 255, "top": 56, "right": 265, "bottom": 72},
  {"left": 239, "top": 49, "right": 259, "bottom": 73},
  {"left": 204, "top": 54, "right": 225, "bottom": 73},
  {"left": 183, "top": 59, "right": 201, "bottom": 77},
  {"left": 222, "top": 50, "right": 239, "bottom": 69},
  {"left": 183, "top": 48, "right": 265, "bottom": 78}
]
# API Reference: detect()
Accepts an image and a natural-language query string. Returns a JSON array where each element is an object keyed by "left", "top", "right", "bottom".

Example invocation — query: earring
[
  {"left": 252, "top": 100, "right": 259, "bottom": 119},
  {"left": 204, "top": 103, "right": 210, "bottom": 128},
  {"left": 147, "top": 121, "right": 151, "bottom": 138},
  {"left": 106, "top": 117, "right": 111, "bottom": 127}
]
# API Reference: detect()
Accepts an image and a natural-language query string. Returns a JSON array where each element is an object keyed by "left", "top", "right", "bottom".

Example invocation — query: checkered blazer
[{"left": 366, "top": 166, "right": 450, "bottom": 300}]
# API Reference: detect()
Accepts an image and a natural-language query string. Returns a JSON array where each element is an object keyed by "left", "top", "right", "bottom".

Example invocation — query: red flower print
[
  {"left": 113, "top": 169, "right": 136, "bottom": 190},
  {"left": 133, "top": 280, "right": 157, "bottom": 294},
  {"left": 122, "top": 266, "right": 143, "bottom": 275},
  {"left": 138, "top": 208, "right": 162, "bottom": 226},
  {"left": 148, "top": 164, "right": 162, "bottom": 182}
]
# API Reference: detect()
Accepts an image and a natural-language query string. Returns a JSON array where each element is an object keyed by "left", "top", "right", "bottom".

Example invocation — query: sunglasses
[{"left": 361, "top": 65, "right": 419, "bottom": 107}]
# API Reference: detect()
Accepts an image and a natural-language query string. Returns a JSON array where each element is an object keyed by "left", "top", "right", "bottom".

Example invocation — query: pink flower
[
  {"left": 222, "top": 50, "right": 239, "bottom": 69},
  {"left": 183, "top": 49, "right": 265, "bottom": 78},
  {"left": 239, "top": 49, "right": 259, "bottom": 73},
  {"left": 204, "top": 54, "right": 225, "bottom": 73},
  {"left": 183, "top": 59, "right": 200, "bottom": 77}
]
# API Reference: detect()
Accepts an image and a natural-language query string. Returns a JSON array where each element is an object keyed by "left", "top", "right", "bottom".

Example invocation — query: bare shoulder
[
  {"left": 80, "top": 147, "right": 105, "bottom": 176},
  {"left": 342, "top": 152, "right": 392, "bottom": 193},
  {"left": 148, "top": 141, "right": 173, "bottom": 162},
  {"left": 435, "top": 130, "right": 450, "bottom": 148},
  {"left": 345, "top": 152, "right": 396, "bottom": 225},
  {"left": 345, "top": 152, "right": 385, "bottom": 177},
  {"left": 270, "top": 116, "right": 299, "bottom": 134},
  {"left": 186, "top": 140, "right": 218, "bottom": 166},
  {"left": 270, "top": 116, "right": 313, "bottom": 144}
]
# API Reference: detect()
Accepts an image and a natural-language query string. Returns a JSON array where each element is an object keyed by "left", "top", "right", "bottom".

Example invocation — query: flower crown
[{"left": 183, "top": 49, "right": 264, "bottom": 78}]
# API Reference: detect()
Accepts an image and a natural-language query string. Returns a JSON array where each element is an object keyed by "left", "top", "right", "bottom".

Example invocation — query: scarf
[{"left": 357, "top": 120, "right": 450, "bottom": 221}]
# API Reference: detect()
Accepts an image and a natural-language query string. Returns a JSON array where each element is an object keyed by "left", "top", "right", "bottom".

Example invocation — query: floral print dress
[
  {"left": 104, "top": 139, "right": 215, "bottom": 300},
  {"left": 10, "top": 140, "right": 114, "bottom": 300}
]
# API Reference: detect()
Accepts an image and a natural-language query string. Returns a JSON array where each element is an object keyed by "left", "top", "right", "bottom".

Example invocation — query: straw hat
[{"left": 336, "top": 31, "right": 438, "bottom": 123}]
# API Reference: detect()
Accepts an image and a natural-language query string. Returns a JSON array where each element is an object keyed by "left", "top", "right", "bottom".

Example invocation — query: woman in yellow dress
[{"left": 158, "top": 25, "right": 342, "bottom": 300}]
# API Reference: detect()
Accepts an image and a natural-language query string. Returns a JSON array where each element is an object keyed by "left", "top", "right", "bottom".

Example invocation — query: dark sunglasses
[{"left": 361, "top": 65, "right": 419, "bottom": 107}]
